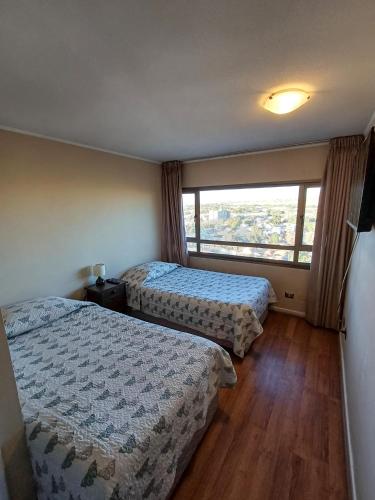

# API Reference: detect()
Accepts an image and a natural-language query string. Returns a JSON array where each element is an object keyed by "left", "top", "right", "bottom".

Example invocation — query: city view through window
[{"left": 183, "top": 184, "right": 320, "bottom": 264}]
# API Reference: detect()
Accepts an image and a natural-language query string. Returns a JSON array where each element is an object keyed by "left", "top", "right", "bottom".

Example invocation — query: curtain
[
  {"left": 161, "top": 160, "right": 188, "bottom": 266},
  {"left": 306, "top": 134, "right": 363, "bottom": 330}
]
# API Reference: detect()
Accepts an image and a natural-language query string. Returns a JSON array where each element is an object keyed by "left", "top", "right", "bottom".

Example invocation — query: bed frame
[{"left": 168, "top": 394, "right": 218, "bottom": 497}]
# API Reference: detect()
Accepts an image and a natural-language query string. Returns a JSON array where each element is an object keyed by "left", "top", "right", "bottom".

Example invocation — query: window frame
[{"left": 183, "top": 180, "right": 320, "bottom": 269}]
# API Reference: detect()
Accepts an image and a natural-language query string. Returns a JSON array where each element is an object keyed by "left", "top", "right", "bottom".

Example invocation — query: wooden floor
[{"left": 172, "top": 312, "right": 348, "bottom": 500}]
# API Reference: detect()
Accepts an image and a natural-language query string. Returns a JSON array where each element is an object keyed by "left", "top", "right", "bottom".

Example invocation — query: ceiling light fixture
[{"left": 263, "top": 89, "right": 311, "bottom": 115}]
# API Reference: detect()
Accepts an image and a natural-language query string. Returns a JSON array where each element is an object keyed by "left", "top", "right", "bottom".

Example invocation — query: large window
[{"left": 182, "top": 182, "right": 320, "bottom": 267}]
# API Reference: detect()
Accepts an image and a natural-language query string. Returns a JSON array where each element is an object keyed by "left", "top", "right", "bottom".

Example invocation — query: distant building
[
  {"left": 208, "top": 208, "right": 231, "bottom": 222},
  {"left": 208, "top": 210, "right": 218, "bottom": 222},
  {"left": 218, "top": 209, "right": 230, "bottom": 221}
]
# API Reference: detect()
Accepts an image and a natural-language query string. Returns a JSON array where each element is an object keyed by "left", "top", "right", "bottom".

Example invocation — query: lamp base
[{"left": 96, "top": 276, "right": 105, "bottom": 286}]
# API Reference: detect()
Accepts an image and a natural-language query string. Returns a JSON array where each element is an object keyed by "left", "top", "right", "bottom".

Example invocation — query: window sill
[{"left": 188, "top": 251, "right": 311, "bottom": 270}]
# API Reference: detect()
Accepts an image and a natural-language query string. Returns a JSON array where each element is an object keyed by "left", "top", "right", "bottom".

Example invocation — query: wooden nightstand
[{"left": 85, "top": 281, "right": 126, "bottom": 313}]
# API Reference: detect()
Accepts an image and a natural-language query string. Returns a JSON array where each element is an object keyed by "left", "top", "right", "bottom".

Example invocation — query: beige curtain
[
  {"left": 306, "top": 135, "right": 363, "bottom": 330},
  {"left": 161, "top": 160, "right": 188, "bottom": 266}
]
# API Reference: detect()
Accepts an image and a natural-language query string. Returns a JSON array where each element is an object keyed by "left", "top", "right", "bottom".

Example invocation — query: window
[
  {"left": 181, "top": 192, "right": 196, "bottom": 238},
  {"left": 182, "top": 182, "right": 320, "bottom": 267}
]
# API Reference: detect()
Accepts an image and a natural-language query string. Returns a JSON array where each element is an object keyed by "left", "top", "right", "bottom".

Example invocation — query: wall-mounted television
[{"left": 347, "top": 127, "right": 375, "bottom": 232}]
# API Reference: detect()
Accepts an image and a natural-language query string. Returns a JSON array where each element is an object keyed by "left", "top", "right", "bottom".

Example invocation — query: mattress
[
  {"left": 4, "top": 297, "right": 236, "bottom": 500},
  {"left": 124, "top": 262, "right": 277, "bottom": 358}
]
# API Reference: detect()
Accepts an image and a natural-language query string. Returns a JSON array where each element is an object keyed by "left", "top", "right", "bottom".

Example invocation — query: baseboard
[
  {"left": 339, "top": 332, "right": 357, "bottom": 500},
  {"left": 269, "top": 305, "right": 306, "bottom": 318}
]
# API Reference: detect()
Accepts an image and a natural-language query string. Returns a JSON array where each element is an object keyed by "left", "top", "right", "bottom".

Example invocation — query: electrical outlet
[{"left": 284, "top": 291, "right": 295, "bottom": 299}]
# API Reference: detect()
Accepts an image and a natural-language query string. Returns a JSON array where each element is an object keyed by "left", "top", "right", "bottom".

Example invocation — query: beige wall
[
  {"left": 183, "top": 144, "right": 329, "bottom": 314},
  {"left": 342, "top": 228, "right": 375, "bottom": 500},
  {"left": 0, "top": 315, "right": 35, "bottom": 500},
  {"left": 0, "top": 130, "right": 161, "bottom": 306}
]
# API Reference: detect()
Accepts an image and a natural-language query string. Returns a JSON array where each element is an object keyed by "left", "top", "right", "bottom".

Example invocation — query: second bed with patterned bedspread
[{"left": 124, "top": 262, "right": 277, "bottom": 358}]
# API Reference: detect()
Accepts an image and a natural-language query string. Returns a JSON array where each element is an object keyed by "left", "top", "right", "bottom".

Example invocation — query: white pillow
[{"left": 122, "top": 261, "right": 181, "bottom": 309}]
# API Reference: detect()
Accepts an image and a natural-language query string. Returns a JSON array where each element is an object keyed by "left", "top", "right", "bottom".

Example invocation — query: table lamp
[{"left": 93, "top": 263, "right": 106, "bottom": 286}]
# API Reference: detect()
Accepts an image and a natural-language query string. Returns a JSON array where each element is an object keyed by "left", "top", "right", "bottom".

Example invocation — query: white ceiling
[{"left": 0, "top": 0, "right": 374, "bottom": 162}]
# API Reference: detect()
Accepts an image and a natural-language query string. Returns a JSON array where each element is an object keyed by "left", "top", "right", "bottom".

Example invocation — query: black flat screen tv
[{"left": 347, "top": 127, "right": 375, "bottom": 232}]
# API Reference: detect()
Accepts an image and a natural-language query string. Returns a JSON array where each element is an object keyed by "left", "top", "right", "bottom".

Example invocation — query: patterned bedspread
[
  {"left": 5, "top": 297, "right": 236, "bottom": 500},
  {"left": 124, "top": 263, "right": 277, "bottom": 358}
]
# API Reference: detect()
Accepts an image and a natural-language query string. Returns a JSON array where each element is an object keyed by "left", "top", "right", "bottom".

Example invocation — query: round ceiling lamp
[{"left": 263, "top": 89, "right": 311, "bottom": 115}]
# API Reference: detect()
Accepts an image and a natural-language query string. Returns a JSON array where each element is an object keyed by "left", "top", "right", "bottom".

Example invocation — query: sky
[{"left": 184, "top": 186, "right": 320, "bottom": 205}]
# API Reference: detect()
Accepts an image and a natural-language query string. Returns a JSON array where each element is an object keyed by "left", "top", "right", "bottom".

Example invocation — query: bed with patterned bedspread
[
  {"left": 123, "top": 262, "right": 277, "bottom": 358},
  {"left": 2, "top": 297, "right": 236, "bottom": 500}
]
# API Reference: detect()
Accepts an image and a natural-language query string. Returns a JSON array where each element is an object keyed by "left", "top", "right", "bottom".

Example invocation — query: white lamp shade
[
  {"left": 263, "top": 89, "right": 311, "bottom": 115},
  {"left": 93, "top": 263, "right": 106, "bottom": 278}
]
